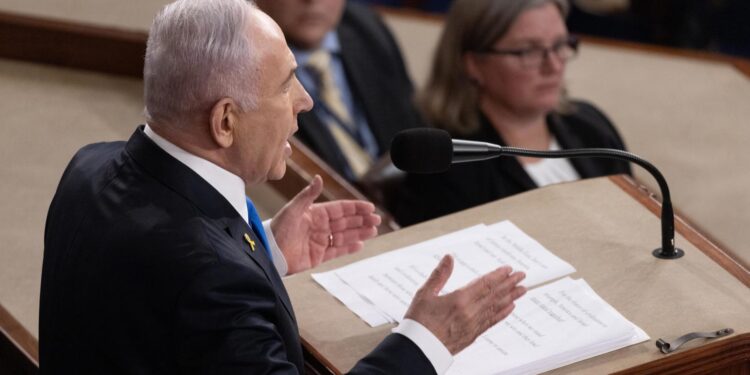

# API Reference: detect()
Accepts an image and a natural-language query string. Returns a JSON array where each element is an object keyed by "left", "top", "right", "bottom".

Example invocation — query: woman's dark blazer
[{"left": 392, "top": 100, "right": 632, "bottom": 226}]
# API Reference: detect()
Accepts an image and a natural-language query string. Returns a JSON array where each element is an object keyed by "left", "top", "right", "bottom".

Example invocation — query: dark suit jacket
[
  {"left": 294, "top": 2, "right": 423, "bottom": 178},
  {"left": 40, "top": 127, "right": 435, "bottom": 374},
  {"left": 393, "top": 101, "right": 633, "bottom": 226}
]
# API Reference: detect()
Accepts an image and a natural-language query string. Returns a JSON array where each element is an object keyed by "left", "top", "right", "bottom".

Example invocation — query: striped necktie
[{"left": 306, "top": 49, "right": 373, "bottom": 178}]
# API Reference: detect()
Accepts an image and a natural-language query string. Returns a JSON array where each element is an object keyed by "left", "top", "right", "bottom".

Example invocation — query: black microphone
[
  {"left": 391, "top": 128, "right": 508, "bottom": 173},
  {"left": 390, "top": 128, "right": 684, "bottom": 260}
]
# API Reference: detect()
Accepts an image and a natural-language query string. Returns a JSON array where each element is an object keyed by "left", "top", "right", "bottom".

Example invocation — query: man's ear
[{"left": 209, "top": 98, "right": 239, "bottom": 149}]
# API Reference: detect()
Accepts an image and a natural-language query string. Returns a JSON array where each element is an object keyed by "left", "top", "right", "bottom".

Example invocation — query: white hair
[{"left": 144, "top": 0, "right": 260, "bottom": 125}]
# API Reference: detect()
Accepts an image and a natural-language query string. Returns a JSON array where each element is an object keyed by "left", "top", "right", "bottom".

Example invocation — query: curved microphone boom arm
[{"left": 452, "top": 139, "right": 684, "bottom": 259}]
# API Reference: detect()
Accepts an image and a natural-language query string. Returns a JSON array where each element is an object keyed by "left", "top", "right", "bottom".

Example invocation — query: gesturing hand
[
  {"left": 271, "top": 175, "right": 382, "bottom": 275},
  {"left": 404, "top": 255, "right": 527, "bottom": 355}
]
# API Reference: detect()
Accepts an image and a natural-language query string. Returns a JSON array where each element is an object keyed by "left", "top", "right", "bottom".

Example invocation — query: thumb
[
  {"left": 421, "top": 255, "right": 454, "bottom": 296},
  {"left": 290, "top": 175, "right": 323, "bottom": 210}
]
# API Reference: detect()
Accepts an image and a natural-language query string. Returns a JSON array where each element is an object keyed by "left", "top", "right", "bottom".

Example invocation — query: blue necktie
[{"left": 246, "top": 197, "right": 272, "bottom": 260}]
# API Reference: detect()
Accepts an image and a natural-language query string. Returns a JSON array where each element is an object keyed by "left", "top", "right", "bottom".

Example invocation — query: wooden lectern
[
  {"left": 284, "top": 175, "right": 750, "bottom": 374},
  {"left": 1, "top": 5, "right": 749, "bottom": 374}
]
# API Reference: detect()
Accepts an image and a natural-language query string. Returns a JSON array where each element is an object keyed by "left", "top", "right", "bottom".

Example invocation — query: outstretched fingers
[
  {"left": 328, "top": 213, "right": 381, "bottom": 232},
  {"left": 466, "top": 266, "right": 513, "bottom": 304},
  {"left": 403, "top": 260, "right": 528, "bottom": 356},
  {"left": 290, "top": 175, "right": 323, "bottom": 212},
  {"left": 322, "top": 241, "right": 365, "bottom": 261},
  {"left": 483, "top": 272, "right": 526, "bottom": 329},
  {"left": 321, "top": 200, "right": 376, "bottom": 220},
  {"left": 460, "top": 266, "right": 523, "bottom": 307},
  {"left": 418, "top": 255, "right": 454, "bottom": 297},
  {"left": 455, "top": 267, "right": 527, "bottom": 334},
  {"left": 481, "top": 282, "right": 527, "bottom": 330},
  {"left": 320, "top": 226, "right": 378, "bottom": 248}
]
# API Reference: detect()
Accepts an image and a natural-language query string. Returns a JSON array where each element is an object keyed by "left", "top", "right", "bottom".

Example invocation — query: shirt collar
[
  {"left": 292, "top": 31, "right": 341, "bottom": 66},
  {"left": 143, "top": 124, "right": 249, "bottom": 223}
]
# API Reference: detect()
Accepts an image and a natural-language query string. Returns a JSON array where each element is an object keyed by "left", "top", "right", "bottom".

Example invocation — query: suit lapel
[
  {"left": 125, "top": 126, "right": 297, "bottom": 323},
  {"left": 497, "top": 156, "right": 537, "bottom": 191},
  {"left": 226, "top": 218, "right": 297, "bottom": 324},
  {"left": 337, "top": 18, "right": 392, "bottom": 151},
  {"left": 474, "top": 116, "right": 537, "bottom": 191},
  {"left": 548, "top": 113, "right": 601, "bottom": 178}
]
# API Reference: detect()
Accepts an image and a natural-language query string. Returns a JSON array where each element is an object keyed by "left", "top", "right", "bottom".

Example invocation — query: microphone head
[{"left": 390, "top": 128, "right": 452, "bottom": 174}]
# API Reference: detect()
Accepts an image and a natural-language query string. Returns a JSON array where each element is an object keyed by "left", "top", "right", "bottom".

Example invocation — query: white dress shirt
[
  {"left": 143, "top": 125, "right": 452, "bottom": 373},
  {"left": 523, "top": 138, "right": 580, "bottom": 187},
  {"left": 143, "top": 125, "right": 288, "bottom": 275}
]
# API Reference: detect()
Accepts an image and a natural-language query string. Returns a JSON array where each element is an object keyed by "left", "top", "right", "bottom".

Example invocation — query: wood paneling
[
  {"left": 0, "top": 10, "right": 146, "bottom": 78},
  {"left": 614, "top": 333, "right": 750, "bottom": 375},
  {"left": 0, "top": 303, "right": 38, "bottom": 374}
]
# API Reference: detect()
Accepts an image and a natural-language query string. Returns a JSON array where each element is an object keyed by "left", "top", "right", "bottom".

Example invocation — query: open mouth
[{"left": 284, "top": 141, "right": 292, "bottom": 156}]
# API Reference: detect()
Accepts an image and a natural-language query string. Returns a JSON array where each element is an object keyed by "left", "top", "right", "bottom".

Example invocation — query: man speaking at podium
[{"left": 39, "top": 0, "right": 526, "bottom": 373}]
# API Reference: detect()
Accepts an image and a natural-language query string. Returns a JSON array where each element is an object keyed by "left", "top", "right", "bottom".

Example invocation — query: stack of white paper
[
  {"left": 447, "top": 277, "right": 648, "bottom": 375},
  {"left": 312, "top": 220, "right": 649, "bottom": 374},
  {"left": 313, "top": 221, "right": 577, "bottom": 326}
]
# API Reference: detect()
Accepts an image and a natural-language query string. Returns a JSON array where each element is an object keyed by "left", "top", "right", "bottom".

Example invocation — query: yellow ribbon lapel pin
[{"left": 244, "top": 233, "right": 256, "bottom": 252}]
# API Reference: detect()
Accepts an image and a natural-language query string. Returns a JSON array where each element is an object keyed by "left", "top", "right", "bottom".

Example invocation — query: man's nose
[{"left": 296, "top": 84, "right": 314, "bottom": 114}]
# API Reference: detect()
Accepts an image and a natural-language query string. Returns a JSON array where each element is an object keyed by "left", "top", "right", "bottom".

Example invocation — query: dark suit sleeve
[
  {"left": 175, "top": 260, "right": 299, "bottom": 375},
  {"left": 174, "top": 256, "right": 436, "bottom": 375},
  {"left": 348, "top": 333, "right": 437, "bottom": 375}
]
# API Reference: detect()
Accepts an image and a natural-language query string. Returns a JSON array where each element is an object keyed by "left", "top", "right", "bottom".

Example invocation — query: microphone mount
[
  {"left": 452, "top": 139, "right": 504, "bottom": 163},
  {"left": 456, "top": 143, "right": 684, "bottom": 259}
]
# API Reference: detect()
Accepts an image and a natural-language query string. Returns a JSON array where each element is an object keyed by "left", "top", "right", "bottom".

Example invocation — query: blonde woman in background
[{"left": 393, "top": 0, "right": 631, "bottom": 226}]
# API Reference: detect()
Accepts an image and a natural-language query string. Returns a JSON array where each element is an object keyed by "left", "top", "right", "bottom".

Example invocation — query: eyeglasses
[{"left": 476, "top": 36, "right": 579, "bottom": 68}]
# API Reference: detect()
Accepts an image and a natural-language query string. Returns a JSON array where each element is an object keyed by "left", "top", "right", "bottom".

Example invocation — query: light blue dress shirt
[{"left": 292, "top": 32, "right": 380, "bottom": 163}]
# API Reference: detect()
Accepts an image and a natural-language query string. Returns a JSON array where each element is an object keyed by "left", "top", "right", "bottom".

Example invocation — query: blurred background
[{"left": 355, "top": 0, "right": 750, "bottom": 58}]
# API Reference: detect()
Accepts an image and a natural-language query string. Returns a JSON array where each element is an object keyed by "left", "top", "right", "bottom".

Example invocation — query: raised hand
[
  {"left": 271, "top": 175, "right": 381, "bottom": 274},
  {"left": 404, "top": 255, "right": 527, "bottom": 354}
]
